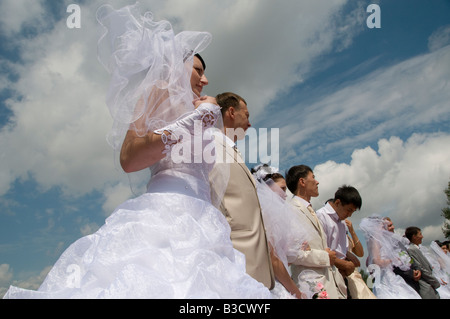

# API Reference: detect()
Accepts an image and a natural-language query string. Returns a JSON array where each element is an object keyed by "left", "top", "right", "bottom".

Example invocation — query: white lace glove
[{"left": 154, "top": 103, "right": 220, "bottom": 154}]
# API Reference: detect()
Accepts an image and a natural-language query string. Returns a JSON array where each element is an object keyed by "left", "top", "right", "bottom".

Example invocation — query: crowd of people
[
  {"left": 251, "top": 163, "right": 450, "bottom": 299},
  {"left": 3, "top": 4, "right": 449, "bottom": 299}
]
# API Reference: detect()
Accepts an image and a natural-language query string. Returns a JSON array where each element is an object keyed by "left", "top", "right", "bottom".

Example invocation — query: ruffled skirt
[
  {"left": 4, "top": 193, "right": 271, "bottom": 299},
  {"left": 373, "top": 268, "right": 421, "bottom": 299}
]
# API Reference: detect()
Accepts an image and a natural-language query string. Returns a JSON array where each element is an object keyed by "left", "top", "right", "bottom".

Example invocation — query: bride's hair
[
  {"left": 251, "top": 164, "right": 284, "bottom": 182},
  {"left": 195, "top": 53, "right": 206, "bottom": 70}
]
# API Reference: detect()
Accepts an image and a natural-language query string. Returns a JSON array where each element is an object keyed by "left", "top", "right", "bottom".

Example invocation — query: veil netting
[
  {"left": 252, "top": 164, "right": 313, "bottom": 298},
  {"left": 360, "top": 215, "right": 421, "bottom": 299}
]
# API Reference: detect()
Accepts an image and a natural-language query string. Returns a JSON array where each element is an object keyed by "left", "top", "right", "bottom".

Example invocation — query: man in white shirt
[{"left": 316, "top": 186, "right": 362, "bottom": 281}]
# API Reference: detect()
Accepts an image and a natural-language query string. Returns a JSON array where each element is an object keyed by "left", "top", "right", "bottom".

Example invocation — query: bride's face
[
  {"left": 274, "top": 178, "right": 287, "bottom": 193},
  {"left": 190, "top": 56, "right": 208, "bottom": 97}
]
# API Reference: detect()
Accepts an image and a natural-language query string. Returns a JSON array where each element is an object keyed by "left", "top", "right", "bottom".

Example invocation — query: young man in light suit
[
  {"left": 209, "top": 92, "right": 274, "bottom": 290},
  {"left": 285, "top": 165, "right": 347, "bottom": 299}
]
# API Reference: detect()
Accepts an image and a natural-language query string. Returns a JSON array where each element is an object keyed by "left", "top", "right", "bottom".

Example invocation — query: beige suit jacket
[
  {"left": 210, "top": 134, "right": 275, "bottom": 289},
  {"left": 288, "top": 195, "right": 347, "bottom": 299}
]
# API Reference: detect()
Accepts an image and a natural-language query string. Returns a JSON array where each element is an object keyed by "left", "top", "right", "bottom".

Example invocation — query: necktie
[
  {"left": 307, "top": 204, "right": 316, "bottom": 215},
  {"left": 307, "top": 205, "right": 320, "bottom": 225}
]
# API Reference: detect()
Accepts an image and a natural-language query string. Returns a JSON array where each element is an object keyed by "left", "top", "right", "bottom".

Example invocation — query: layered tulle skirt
[
  {"left": 371, "top": 267, "right": 421, "bottom": 299},
  {"left": 4, "top": 192, "right": 271, "bottom": 299}
]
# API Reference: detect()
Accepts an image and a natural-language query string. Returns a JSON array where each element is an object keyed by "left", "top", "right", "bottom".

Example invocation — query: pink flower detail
[
  {"left": 318, "top": 291, "right": 329, "bottom": 299},
  {"left": 315, "top": 282, "right": 324, "bottom": 291}
]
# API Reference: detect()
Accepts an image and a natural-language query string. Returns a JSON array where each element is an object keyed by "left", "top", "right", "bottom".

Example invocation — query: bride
[
  {"left": 4, "top": 4, "right": 270, "bottom": 299},
  {"left": 360, "top": 215, "right": 421, "bottom": 299},
  {"left": 251, "top": 164, "right": 312, "bottom": 299}
]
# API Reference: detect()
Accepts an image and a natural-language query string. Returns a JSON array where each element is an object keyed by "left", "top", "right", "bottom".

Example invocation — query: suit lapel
[
  {"left": 235, "top": 154, "right": 256, "bottom": 188},
  {"left": 410, "top": 246, "right": 433, "bottom": 272},
  {"left": 291, "top": 196, "right": 317, "bottom": 227},
  {"left": 217, "top": 133, "right": 256, "bottom": 188},
  {"left": 290, "top": 196, "right": 325, "bottom": 241}
]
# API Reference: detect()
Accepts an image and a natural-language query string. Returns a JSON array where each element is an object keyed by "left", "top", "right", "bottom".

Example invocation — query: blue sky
[{"left": 1, "top": 0, "right": 449, "bottom": 295}]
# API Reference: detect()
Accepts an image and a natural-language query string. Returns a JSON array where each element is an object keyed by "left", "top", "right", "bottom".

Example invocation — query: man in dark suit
[
  {"left": 383, "top": 218, "right": 421, "bottom": 294},
  {"left": 405, "top": 226, "right": 440, "bottom": 299}
]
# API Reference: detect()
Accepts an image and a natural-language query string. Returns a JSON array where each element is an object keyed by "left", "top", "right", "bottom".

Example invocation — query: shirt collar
[
  {"left": 213, "top": 131, "right": 237, "bottom": 148},
  {"left": 323, "top": 202, "right": 340, "bottom": 222},
  {"left": 295, "top": 195, "right": 311, "bottom": 209},
  {"left": 217, "top": 131, "right": 236, "bottom": 149}
]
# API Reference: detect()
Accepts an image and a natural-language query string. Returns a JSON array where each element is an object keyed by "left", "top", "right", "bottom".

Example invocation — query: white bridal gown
[
  {"left": 360, "top": 216, "right": 421, "bottom": 299},
  {"left": 3, "top": 4, "right": 270, "bottom": 299},
  {"left": 4, "top": 106, "right": 271, "bottom": 299}
]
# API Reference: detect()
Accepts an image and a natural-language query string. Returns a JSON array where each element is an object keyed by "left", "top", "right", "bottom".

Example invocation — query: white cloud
[
  {"left": 279, "top": 44, "right": 450, "bottom": 164},
  {"left": 101, "top": 182, "right": 135, "bottom": 215},
  {"left": 0, "top": 264, "right": 14, "bottom": 298},
  {"left": 311, "top": 133, "right": 450, "bottom": 244},
  {"left": 0, "top": 0, "right": 47, "bottom": 36},
  {"left": 176, "top": 0, "right": 366, "bottom": 118},
  {"left": 428, "top": 24, "right": 450, "bottom": 52},
  {"left": 421, "top": 224, "right": 445, "bottom": 245},
  {"left": 3, "top": 265, "right": 52, "bottom": 297},
  {"left": 0, "top": 0, "right": 365, "bottom": 200},
  {"left": 80, "top": 222, "right": 100, "bottom": 237},
  {"left": 0, "top": 263, "right": 48, "bottom": 298},
  {"left": 0, "top": 3, "right": 116, "bottom": 197},
  {"left": 0, "top": 264, "right": 13, "bottom": 285}
]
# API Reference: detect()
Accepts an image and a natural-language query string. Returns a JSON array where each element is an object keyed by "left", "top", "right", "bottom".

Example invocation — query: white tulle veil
[
  {"left": 424, "top": 241, "right": 450, "bottom": 277},
  {"left": 97, "top": 3, "right": 212, "bottom": 150},
  {"left": 96, "top": 3, "right": 228, "bottom": 204},
  {"left": 252, "top": 164, "right": 312, "bottom": 270},
  {"left": 359, "top": 215, "right": 412, "bottom": 271}
]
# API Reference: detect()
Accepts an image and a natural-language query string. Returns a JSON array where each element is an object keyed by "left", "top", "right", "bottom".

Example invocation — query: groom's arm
[
  {"left": 289, "top": 248, "right": 332, "bottom": 268},
  {"left": 408, "top": 248, "right": 440, "bottom": 289}
]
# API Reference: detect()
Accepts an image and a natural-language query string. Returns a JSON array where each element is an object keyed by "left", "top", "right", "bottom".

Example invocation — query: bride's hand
[{"left": 193, "top": 96, "right": 217, "bottom": 108}]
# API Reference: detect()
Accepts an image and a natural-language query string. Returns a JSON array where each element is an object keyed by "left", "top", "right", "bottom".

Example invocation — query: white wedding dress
[
  {"left": 421, "top": 242, "right": 450, "bottom": 299},
  {"left": 4, "top": 127, "right": 270, "bottom": 298},
  {"left": 360, "top": 216, "right": 421, "bottom": 299},
  {"left": 252, "top": 165, "right": 312, "bottom": 299},
  {"left": 3, "top": 4, "right": 271, "bottom": 299}
]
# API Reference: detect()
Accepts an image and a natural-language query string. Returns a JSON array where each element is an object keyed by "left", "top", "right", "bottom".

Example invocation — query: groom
[
  {"left": 209, "top": 92, "right": 274, "bottom": 290},
  {"left": 285, "top": 164, "right": 347, "bottom": 299},
  {"left": 405, "top": 226, "right": 440, "bottom": 299}
]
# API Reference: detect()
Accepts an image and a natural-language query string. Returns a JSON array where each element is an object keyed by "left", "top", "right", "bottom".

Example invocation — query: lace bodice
[{"left": 147, "top": 103, "right": 221, "bottom": 203}]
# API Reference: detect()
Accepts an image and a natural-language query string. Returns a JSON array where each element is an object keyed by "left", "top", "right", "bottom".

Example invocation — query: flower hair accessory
[{"left": 252, "top": 164, "right": 279, "bottom": 182}]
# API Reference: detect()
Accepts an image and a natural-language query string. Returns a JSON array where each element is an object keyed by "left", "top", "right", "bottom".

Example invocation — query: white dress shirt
[{"left": 316, "top": 202, "right": 348, "bottom": 259}]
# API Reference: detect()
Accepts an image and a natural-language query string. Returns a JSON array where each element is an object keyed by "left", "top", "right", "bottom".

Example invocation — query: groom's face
[
  {"left": 412, "top": 231, "right": 423, "bottom": 245},
  {"left": 302, "top": 171, "right": 319, "bottom": 198},
  {"left": 334, "top": 200, "right": 357, "bottom": 220},
  {"left": 234, "top": 101, "right": 251, "bottom": 132}
]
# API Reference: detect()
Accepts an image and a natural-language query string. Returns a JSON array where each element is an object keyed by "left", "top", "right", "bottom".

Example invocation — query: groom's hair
[
  {"left": 405, "top": 226, "right": 421, "bottom": 241},
  {"left": 333, "top": 185, "right": 362, "bottom": 210},
  {"left": 216, "top": 92, "right": 246, "bottom": 115},
  {"left": 285, "top": 165, "right": 313, "bottom": 194}
]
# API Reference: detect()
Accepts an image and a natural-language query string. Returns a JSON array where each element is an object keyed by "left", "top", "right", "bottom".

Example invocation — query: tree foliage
[{"left": 442, "top": 181, "right": 450, "bottom": 239}]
